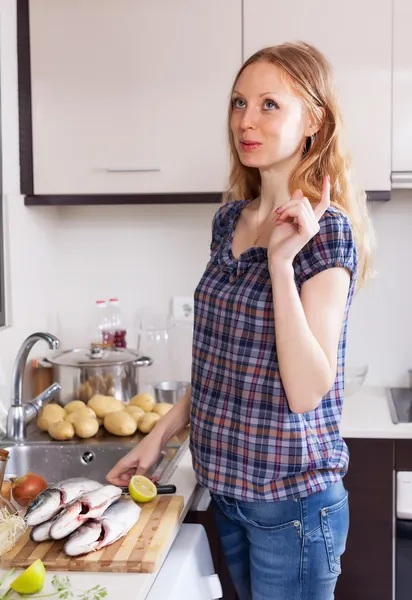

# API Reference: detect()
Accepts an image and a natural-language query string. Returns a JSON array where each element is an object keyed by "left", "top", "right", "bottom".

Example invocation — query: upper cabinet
[
  {"left": 392, "top": 0, "right": 412, "bottom": 188},
  {"left": 28, "top": 0, "right": 241, "bottom": 195},
  {"left": 243, "top": 0, "right": 392, "bottom": 193}
]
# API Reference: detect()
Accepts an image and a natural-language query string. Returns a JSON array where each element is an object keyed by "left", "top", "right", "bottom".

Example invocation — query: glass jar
[
  {"left": 0, "top": 450, "right": 17, "bottom": 515},
  {"left": 136, "top": 314, "right": 175, "bottom": 392}
]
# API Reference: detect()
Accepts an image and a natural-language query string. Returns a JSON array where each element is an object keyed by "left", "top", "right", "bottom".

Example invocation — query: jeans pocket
[
  {"left": 320, "top": 493, "right": 349, "bottom": 575},
  {"left": 235, "top": 502, "right": 301, "bottom": 534}
]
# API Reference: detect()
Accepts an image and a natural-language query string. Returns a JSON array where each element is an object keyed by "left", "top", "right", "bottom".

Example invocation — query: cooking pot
[{"left": 47, "top": 347, "right": 153, "bottom": 405}]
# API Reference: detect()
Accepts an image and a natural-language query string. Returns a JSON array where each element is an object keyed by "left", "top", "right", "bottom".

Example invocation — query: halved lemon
[
  {"left": 128, "top": 475, "right": 158, "bottom": 503},
  {"left": 10, "top": 558, "right": 46, "bottom": 594}
]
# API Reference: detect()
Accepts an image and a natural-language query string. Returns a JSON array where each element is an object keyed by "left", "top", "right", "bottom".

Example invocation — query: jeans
[{"left": 211, "top": 480, "right": 349, "bottom": 600}]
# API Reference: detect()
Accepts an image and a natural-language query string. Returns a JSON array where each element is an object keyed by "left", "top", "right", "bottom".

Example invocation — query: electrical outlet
[{"left": 172, "top": 296, "right": 194, "bottom": 321}]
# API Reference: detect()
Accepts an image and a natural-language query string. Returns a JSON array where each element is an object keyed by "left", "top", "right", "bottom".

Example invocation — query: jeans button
[
  {"left": 321, "top": 508, "right": 328, "bottom": 516},
  {"left": 294, "top": 521, "right": 300, "bottom": 527}
]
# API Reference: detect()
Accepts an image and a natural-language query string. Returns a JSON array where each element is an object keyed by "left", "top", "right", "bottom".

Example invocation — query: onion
[{"left": 11, "top": 473, "right": 48, "bottom": 507}]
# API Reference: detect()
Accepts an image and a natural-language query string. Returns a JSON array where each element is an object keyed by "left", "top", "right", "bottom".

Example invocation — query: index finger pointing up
[{"left": 313, "top": 175, "right": 331, "bottom": 220}]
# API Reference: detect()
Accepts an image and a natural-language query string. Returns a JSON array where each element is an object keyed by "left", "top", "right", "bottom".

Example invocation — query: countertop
[
  {"left": 0, "top": 448, "right": 199, "bottom": 600},
  {"left": 1, "top": 384, "right": 411, "bottom": 599},
  {"left": 340, "top": 385, "right": 412, "bottom": 439}
]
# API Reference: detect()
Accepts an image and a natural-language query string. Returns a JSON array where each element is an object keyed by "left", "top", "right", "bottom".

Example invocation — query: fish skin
[
  {"left": 63, "top": 520, "right": 102, "bottom": 557},
  {"left": 30, "top": 518, "right": 55, "bottom": 542},
  {"left": 63, "top": 498, "right": 141, "bottom": 557},
  {"left": 50, "top": 485, "right": 122, "bottom": 540},
  {"left": 95, "top": 498, "right": 141, "bottom": 549},
  {"left": 25, "top": 478, "right": 102, "bottom": 527},
  {"left": 49, "top": 499, "right": 83, "bottom": 540},
  {"left": 54, "top": 478, "right": 102, "bottom": 504},
  {"left": 25, "top": 489, "right": 61, "bottom": 526}
]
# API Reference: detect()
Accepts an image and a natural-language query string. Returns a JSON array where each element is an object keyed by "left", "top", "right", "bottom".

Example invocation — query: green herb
[
  {"left": 0, "top": 570, "right": 15, "bottom": 589},
  {"left": 78, "top": 585, "right": 108, "bottom": 600},
  {"left": 0, "top": 569, "right": 16, "bottom": 599},
  {"left": 0, "top": 570, "right": 108, "bottom": 600},
  {"left": 50, "top": 575, "right": 74, "bottom": 599}
]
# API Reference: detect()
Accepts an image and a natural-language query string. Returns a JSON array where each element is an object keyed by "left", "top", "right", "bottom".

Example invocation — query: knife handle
[
  {"left": 120, "top": 484, "right": 176, "bottom": 495},
  {"left": 156, "top": 484, "right": 177, "bottom": 495}
]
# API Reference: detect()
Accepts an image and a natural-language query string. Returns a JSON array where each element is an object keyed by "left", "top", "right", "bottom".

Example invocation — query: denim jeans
[{"left": 211, "top": 480, "right": 349, "bottom": 600}]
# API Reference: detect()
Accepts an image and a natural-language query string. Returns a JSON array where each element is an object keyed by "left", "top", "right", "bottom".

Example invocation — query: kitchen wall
[
  {"left": 0, "top": 0, "right": 411, "bottom": 395},
  {"left": 53, "top": 195, "right": 412, "bottom": 388},
  {"left": 0, "top": 0, "right": 59, "bottom": 393}
]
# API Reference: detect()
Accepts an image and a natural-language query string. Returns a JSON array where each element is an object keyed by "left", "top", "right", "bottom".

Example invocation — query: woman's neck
[{"left": 256, "top": 151, "right": 301, "bottom": 217}]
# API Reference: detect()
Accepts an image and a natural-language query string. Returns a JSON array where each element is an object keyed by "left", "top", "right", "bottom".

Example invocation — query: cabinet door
[
  {"left": 336, "top": 439, "right": 393, "bottom": 600},
  {"left": 392, "top": 0, "right": 412, "bottom": 183},
  {"left": 29, "top": 0, "right": 241, "bottom": 194},
  {"left": 243, "top": 1, "right": 391, "bottom": 192}
]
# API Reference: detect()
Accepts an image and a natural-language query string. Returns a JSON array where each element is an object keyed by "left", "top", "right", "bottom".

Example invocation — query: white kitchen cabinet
[
  {"left": 243, "top": 0, "right": 392, "bottom": 192},
  {"left": 392, "top": 0, "right": 412, "bottom": 187},
  {"left": 29, "top": 0, "right": 241, "bottom": 194}
]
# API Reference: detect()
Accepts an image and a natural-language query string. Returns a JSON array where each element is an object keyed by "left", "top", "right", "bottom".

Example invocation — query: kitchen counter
[
  {"left": 1, "top": 384, "right": 410, "bottom": 599},
  {"left": 341, "top": 385, "right": 412, "bottom": 438},
  {"left": 0, "top": 448, "right": 199, "bottom": 600}
]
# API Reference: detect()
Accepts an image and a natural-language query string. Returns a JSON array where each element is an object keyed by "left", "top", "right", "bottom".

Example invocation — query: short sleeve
[
  {"left": 210, "top": 202, "right": 235, "bottom": 255},
  {"left": 293, "top": 208, "right": 358, "bottom": 288}
]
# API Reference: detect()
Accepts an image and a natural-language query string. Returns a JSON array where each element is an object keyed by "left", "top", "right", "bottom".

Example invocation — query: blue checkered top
[{"left": 189, "top": 200, "right": 358, "bottom": 501}]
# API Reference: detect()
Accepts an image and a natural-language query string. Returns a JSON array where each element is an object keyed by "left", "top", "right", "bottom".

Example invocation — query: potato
[
  {"left": 78, "top": 381, "right": 93, "bottom": 402},
  {"left": 152, "top": 402, "right": 173, "bottom": 416},
  {"left": 87, "top": 394, "right": 124, "bottom": 418},
  {"left": 48, "top": 421, "right": 75, "bottom": 440},
  {"left": 74, "top": 417, "right": 99, "bottom": 439},
  {"left": 41, "top": 404, "right": 66, "bottom": 421},
  {"left": 130, "top": 393, "right": 155, "bottom": 412},
  {"left": 64, "top": 407, "right": 96, "bottom": 424},
  {"left": 37, "top": 415, "right": 58, "bottom": 432},
  {"left": 104, "top": 411, "right": 137, "bottom": 437},
  {"left": 64, "top": 400, "right": 87, "bottom": 414},
  {"left": 124, "top": 405, "right": 145, "bottom": 424},
  {"left": 137, "top": 412, "right": 161, "bottom": 434}
]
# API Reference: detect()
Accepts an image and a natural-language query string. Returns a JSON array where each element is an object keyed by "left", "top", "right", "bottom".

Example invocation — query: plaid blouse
[{"left": 190, "top": 199, "right": 358, "bottom": 502}]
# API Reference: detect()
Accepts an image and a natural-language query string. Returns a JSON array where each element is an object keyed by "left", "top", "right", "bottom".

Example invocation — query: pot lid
[{"left": 48, "top": 347, "right": 141, "bottom": 368}]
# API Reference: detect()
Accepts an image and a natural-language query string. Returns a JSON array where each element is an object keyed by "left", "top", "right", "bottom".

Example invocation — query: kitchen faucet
[{"left": 6, "top": 332, "right": 62, "bottom": 441}]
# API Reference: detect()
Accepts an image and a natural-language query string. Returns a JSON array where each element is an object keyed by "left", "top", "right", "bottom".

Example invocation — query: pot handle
[{"left": 133, "top": 355, "right": 153, "bottom": 367}]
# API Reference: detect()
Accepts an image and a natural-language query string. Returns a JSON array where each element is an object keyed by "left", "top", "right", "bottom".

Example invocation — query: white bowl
[{"left": 344, "top": 365, "right": 368, "bottom": 397}]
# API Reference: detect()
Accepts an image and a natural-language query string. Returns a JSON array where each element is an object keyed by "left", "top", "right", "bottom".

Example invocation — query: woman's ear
[{"left": 305, "top": 106, "right": 326, "bottom": 137}]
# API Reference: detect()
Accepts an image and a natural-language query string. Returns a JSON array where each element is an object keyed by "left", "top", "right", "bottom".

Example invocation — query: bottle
[
  {"left": 0, "top": 450, "right": 16, "bottom": 515},
  {"left": 90, "top": 300, "right": 114, "bottom": 350},
  {"left": 108, "top": 298, "right": 127, "bottom": 348}
]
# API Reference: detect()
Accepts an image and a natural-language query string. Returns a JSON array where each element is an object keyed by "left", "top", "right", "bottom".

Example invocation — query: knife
[{"left": 121, "top": 484, "right": 176, "bottom": 495}]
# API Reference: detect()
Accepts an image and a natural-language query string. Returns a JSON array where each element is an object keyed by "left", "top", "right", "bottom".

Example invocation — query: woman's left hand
[{"left": 268, "top": 175, "right": 330, "bottom": 266}]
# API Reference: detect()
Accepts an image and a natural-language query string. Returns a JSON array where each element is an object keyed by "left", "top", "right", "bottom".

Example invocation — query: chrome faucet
[{"left": 6, "top": 332, "right": 62, "bottom": 441}]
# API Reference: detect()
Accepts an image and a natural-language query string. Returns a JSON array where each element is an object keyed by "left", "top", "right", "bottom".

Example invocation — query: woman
[{"left": 107, "top": 41, "right": 373, "bottom": 599}]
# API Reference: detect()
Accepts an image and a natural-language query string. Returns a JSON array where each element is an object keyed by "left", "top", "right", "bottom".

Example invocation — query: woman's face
[{"left": 230, "top": 61, "right": 309, "bottom": 170}]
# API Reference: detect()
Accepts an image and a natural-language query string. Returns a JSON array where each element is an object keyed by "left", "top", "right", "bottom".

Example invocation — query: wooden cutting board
[{"left": 1, "top": 494, "right": 184, "bottom": 573}]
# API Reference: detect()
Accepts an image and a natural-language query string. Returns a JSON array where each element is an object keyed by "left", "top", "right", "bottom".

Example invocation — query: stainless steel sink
[
  {"left": 388, "top": 387, "right": 412, "bottom": 423},
  {"left": 2, "top": 440, "right": 188, "bottom": 486}
]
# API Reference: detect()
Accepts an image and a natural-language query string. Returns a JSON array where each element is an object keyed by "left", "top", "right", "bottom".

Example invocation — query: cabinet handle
[
  {"left": 104, "top": 167, "right": 161, "bottom": 173},
  {"left": 391, "top": 171, "right": 412, "bottom": 188}
]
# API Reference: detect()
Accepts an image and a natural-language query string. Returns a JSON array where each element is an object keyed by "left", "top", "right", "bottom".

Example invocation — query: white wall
[
  {"left": 1, "top": 0, "right": 411, "bottom": 394},
  {"left": 0, "top": 0, "right": 59, "bottom": 392},
  {"left": 347, "top": 192, "right": 412, "bottom": 387},
  {"left": 53, "top": 192, "right": 412, "bottom": 389}
]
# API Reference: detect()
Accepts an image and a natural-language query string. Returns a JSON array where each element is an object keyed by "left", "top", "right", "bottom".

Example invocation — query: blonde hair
[{"left": 225, "top": 41, "right": 374, "bottom": 288}]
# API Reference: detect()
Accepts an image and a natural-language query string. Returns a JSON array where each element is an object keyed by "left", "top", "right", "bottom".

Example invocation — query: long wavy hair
[{"left": 224, "top": 41, "right": 374, "bottom": 288}]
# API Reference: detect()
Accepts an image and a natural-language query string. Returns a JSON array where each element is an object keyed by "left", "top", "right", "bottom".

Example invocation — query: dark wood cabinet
[
  {"left": 185, "top": 438, "right": 396, "bottom": 600},
  {"left": 336, "top": 438, "right": 394, "bottom": 600}
]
